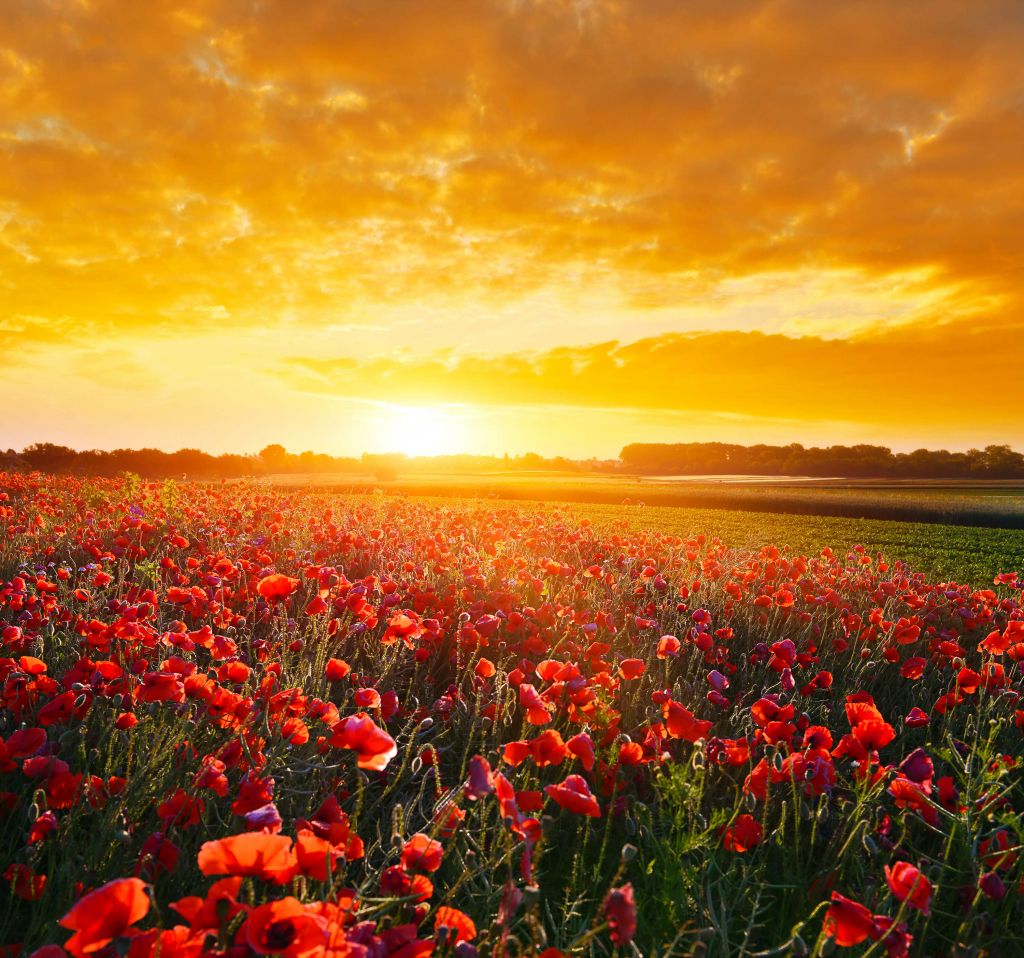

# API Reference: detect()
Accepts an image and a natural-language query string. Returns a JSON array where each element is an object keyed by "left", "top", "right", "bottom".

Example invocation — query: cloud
[
  {"left": 279, "top": 316, "right": 1024, "bottom": 436},
  {"left": 0, "top": 0, "right": 1021, "bottom": 336},
  {"left": 0, "top": 0, "right": 1021, "bottom": 451}
]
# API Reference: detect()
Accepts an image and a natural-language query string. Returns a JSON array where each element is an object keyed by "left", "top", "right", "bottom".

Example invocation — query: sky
[{"left": 1, "top": 0, "right": 1022, "bottom": 459}]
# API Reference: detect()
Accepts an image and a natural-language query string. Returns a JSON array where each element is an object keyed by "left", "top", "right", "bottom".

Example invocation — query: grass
[{"left": 260, "top": 471, "right": 1024, "bottom": 530}]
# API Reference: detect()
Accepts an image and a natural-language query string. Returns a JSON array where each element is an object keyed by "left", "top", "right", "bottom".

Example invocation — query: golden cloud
[{"left": 0, "top": 0, "right": 1021, "bottom": 449}]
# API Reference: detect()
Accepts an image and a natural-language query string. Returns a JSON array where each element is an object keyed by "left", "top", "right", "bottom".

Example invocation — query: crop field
[
  {"left": 262, "top": 472, "right": 1024, "bottom": 531},
  {"left": 2, "top": 472, "right": 1024, "bottom": 957}
]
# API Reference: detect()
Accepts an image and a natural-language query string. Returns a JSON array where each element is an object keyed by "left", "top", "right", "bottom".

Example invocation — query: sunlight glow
[{"left": 376, "top": 404, "right": 467, "bottom": 457}]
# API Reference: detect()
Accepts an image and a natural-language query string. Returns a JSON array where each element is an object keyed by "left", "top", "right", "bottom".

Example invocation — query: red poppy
[
  {"left": 293, "top": 829, "right": 346, "bottom": 883},
  {"left": 401, "top": 833, "right": 444, "bottom": 873},
  {"left": 518, "top": 684, "right": 551, "bottom": 725},
  {"left": 618, "top": 658, "right": 645, "bottom": 680},
  {"left": 545, "top": 774, "right": 601, "bottom": 817},
  {"left": 295, "top": 796, "right": 364, "bottom": 860},
  {"left": 721, "top": 814, "right": 763, "bottom": 852},
  {"left": 325, "top": 658, "right": 351, "bottom": 681},
  {"left": 329, "top": 713, "right": 397, "bottom": 771},
  {"left": 604, "top": 883, "right": 637, "bottom": 944},
  {"left": 566, "top": 732, "right": 596, "bottom": 771},
  {"left": 58, "top": 878, "right": 150, "bottom": 957},
  {"left": 884, "top": 862, "right": 932, "bottom": 913},
  {"left": 434, "top": 906, "right": 476, "bottom": 943},
  {"left": 256, "top": 574, "right": 300, "bottom": 601},
  {"left": 197, "top": 833, "right": 298, "bottom": 884},
  {"left": 170, "top": 877, "right": 246, "bottom": 930},
  {"left": 530, "top": 729, "right": 567, "bottom": 766},
  {"left": 243, "top": 898, "right": 327, "bottom": 957},
  {"left": 663, "top": 701, "right": 713, "bottom": 742},
  {"left": 822, "top": 892, "right": 874, "bottom": 947},
  {"left": 899, "top": 657, "right": 927, "bottom": 680}
]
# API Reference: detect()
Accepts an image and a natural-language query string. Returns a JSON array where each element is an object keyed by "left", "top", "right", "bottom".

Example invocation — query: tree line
[
  {"left": 619, "top": 442, "right": 1024, "bottom": 478},
  {"left": 0, "top": 443, "right": 599, "bottom": 480},
  {"left": 4, "top": 441, "right": 1023, "bottom": 480}
]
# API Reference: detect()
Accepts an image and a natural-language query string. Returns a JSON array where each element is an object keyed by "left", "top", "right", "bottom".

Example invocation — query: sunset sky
[{"left": 2, "top": 0, "right": 1022, "bottom": 458}]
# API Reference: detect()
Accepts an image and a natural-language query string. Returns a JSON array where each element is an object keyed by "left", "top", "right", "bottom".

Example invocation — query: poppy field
[{"left": 2, "top": 472, "right": 1024, "bottom": 957}]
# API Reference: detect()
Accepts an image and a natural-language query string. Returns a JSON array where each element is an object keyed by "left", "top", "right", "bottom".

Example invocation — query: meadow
[
  {"left": 263, "top": 471, "right": 1024, "bottom": 530},
  {"left": 2, "top": 471, "right": 1023, "bottom": 957}
]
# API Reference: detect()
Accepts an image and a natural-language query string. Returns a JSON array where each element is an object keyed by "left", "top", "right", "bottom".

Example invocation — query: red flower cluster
[{"left": 0, "top": 473, "right": 1020, "bottom": 956}]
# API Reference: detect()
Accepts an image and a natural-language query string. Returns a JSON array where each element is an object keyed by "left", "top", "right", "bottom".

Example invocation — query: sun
[{"left": 378, "top": 404, "right": 466, "bottom": 457}]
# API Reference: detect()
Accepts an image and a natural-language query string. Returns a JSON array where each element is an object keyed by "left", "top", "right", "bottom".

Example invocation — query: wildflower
[{"left": 58, "top": 878, "right": 150, "bottom": 957}]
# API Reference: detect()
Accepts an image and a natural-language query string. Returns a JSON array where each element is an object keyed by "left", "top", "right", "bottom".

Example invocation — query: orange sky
[{"left": 1, "top": 0, "right": 1022, "bottom": 458}]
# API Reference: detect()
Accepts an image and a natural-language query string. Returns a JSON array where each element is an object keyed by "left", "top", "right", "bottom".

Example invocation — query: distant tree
[{"left": 259, "top": 444, "right": 289, "bottom": 472}]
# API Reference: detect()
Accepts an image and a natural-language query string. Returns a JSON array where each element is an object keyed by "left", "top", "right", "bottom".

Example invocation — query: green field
[
  {"left": 566, "top": 500, "right": 1024, "bottom": 586},
  {"left": 263, "top": 472, "right": 1024, "bottom": 584},
  {"left": 262, "top": 471, "right": 1024, "bottom": 529}
]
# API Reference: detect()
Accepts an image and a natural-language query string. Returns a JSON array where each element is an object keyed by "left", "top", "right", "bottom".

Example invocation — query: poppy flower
[
  {"left": 256, "top": 574, "right": 300, "bottom": 602},
  {"left": 618, "top": 658, "right": 645, "bottom": 680},
  {"left": 566, "top": 732, "right": 596, "bottom": 771},
  {"left": 904, "top": 707, "right": 929, "bottom": 728},
  {"left": 899, "top": 657, "right": 927, "bottom": 680},
  {"left": 379, "top": 865, "right": 434, "bottom": 902},
  {"left": 325, "top": 658, "right": 351, "bottom": 681},
  {"left": 329, "top": 713, "right": 397, "bottom": 771},
  {"left": 170, "top": 877, "right": 246, "bottom": 930},
  {"left": 604, "top": 883, "right": 637, "bottom": 944},
  {"left": 979, "top": 871, "right": 1006, "bottom": 900},
  {"left": 721, "top": 814, "right": 763, "bottom": 852},
  {"left": 294, "top": 796, "right": 364, "bottom": 860},
  {"left": 243, "top": 898, "right": 327, "bottom": 957},
  {"left": 434, "top": 906, "right": 476, "bottom": 943},
  {"left": 852, "top": 719, "right": 895, "bottom": 751},
  {"left": 545, "top": 774, "right": 601, "bottom": 817},
  {"left": 530, "top": 729, "right": 567, "bottom": 766},
  {"left": 502, "top": 740, "right": 531, "bottom": 767},
  {"left": 518, "top": 684, "right": 551, "bottom": 725},
  {"left": 657, "top": 635, "right": 681, "bottom": 658},
  {"left": 465, "top": 755, "right": 495, "bottom": 799},
  {"left": 6, "top": 727, "right": 46, "bottom": 758},
  {"left": 295, "top": 829, "right": 343, "bottom": 881},
  {"left": 401, "top": 833, "right": 443, "bottom": 873},
  {"left": 197, "top": 833, "right": 298, "bottom": 884},
  {"left": 58, "top": 878, "right": 150, "bottom": 957},
  {"left": 884, "top": 861, "right": 932, "bottom": 913},
  {"left": 822, "top": 892, "right": 874, "bottom": 947},
  {"left": 663, "top": 701, "right": 713, "bottom": 742}
]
